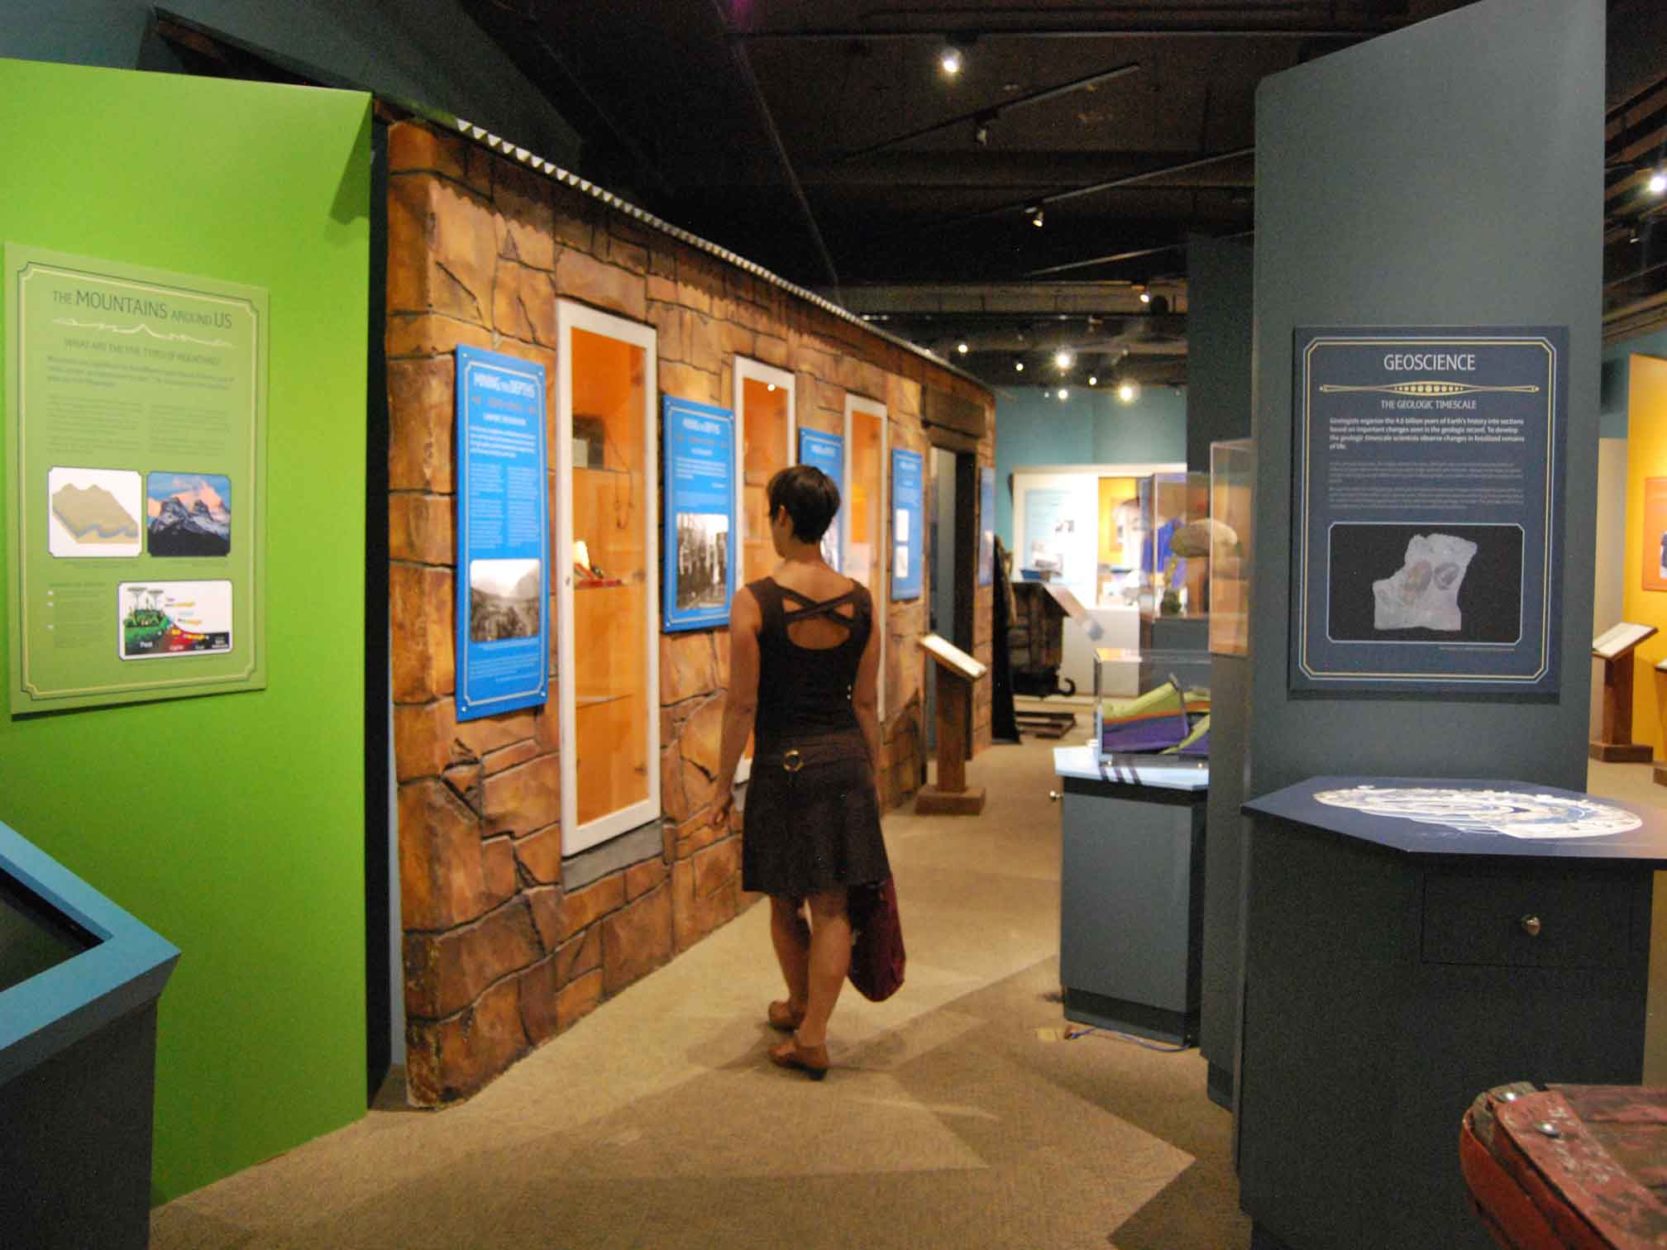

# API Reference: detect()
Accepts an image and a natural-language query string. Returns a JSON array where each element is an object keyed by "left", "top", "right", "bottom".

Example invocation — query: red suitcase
[{"left": 1460, "top": 1083, "right": 1667, "bottom": 1249}]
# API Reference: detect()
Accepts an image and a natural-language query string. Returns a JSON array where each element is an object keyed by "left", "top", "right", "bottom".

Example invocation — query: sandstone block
[
  {"left": 674, "top": 809, "right": 727, "bottom": 858},
  {"left": 647, "top": 247, "right": 677, "bottom": 278},
  {"left": 646, "top": 274, "right": 677, "bottom": 304},
  {"left": 406, "top": 975, "right": 526, "bottom": 1106},
  {"left": 483, "top": 836, "right": 518, "bottom": 908},
  {"left": 403, "top": 896, "right": 541, "bottom": 1019},
  {"left": 482, "top": 753, "right": 562, "bottom": 837},
  {"left": 388, "top": 356, "right": 455, "bottom": 493},
  {"left": 492, "top": 260, "right": 535, "bottom": 342},
  {"left": 427, "top": 178, "right": 500, "bottom": 325},
  {"left": 659, "top": 361, "right": 717, "bottom": 403},
  {"left": 555, "top": 924, "right": 601, "bottom": 984},
  {"left": 561, "top": 873, "right": 626, "bottom": 942},
  {"left": 647, "top": 301, "right": 688, "bottom": 363},
  {"left": 671, "top": 857, "right": 698, "bottom": 953},
  {"left": 676, "top": 277, "right": 713, "bottom": 314},
  {"left": 687, "top": 312, "right": 723, "bottom": 374},
  {"left": 442, "top": 762, "right": 482, "bottom": 812},
  {"left": 693, "top": 836, "right": 741, "bottom": 898},
  {"left": 493, "top": 164, "right": 557, "bottom": 270},
  {"left": 601, "top": 883, "right": 673, "bottom": 995},
  {"left": 389, "top": 493, "right": 454, "bottom": 566},
  {"left": 386, "top": 174, "right": 433, "bottom": 316},
  {"left": 755, "top": 333, "right": 788, "bottom": 368},
  {"left": 606, "top": 234, "right": 648, "bottom": 275},
  {"left": 557, "top": 968, "right": 603, "bottom": 1030},
  {"left": 719, "top": 320, "right": 755, "bottom": 358},
  {"left": 514, "top": 822, "right": 563, "bottom": 886},
  {"left": 398, "top": 778, "right": 487, "bottom": 932},
  {"left": 678, "top": 695, "right": 724, "bottom": 778},
  {"left": 388, "top": 122, "right": 467, "bottom": 180},
  {"left": 712, "top": 629, "right": 731, "bottom": 686},
  {"left": 625, "top": 855, "right": 668, "bottom": 900},
  {"left": 660, "top": 631, "right": 716, "bottom": 704},
  {"left": 386, "top": 313, "right": 495, "bottom": 360},
  {"left": 391, "top": 563, "right": 454, "bottom": 702},
  {"left": 555, "top": 250, "right": 646, "bottom": 321},
  {"left": 526, "top": 883, "right": 564, "bottom": 949},
  {"left": 394, "top": 700, "right": 452, "bottom": 781},
  {"left": 483, "top": 739, "right": 541, "bottom": 776},
  {"left": 517, "top": 955, "right": 561, "bottom": 1046}
]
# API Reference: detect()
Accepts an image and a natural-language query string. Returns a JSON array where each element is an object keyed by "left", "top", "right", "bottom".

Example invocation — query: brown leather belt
[{"left": 756, "top": 738, "right": 869, "bottom": 774}]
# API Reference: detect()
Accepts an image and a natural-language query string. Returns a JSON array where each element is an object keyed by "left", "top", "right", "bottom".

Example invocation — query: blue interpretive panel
[
  {"left": 454, "top": 346, "right": 550, "bottom": 721},
  {"left": 798, "top": 426, "right": 844, "bottom": 570},
  {"left": 663, "top": 396, "right": 737, "bottom": 632},
  {"left": 892, "top": 447, "right": 924, "bottom": 601},
  {"left": 979, "top": 465, "right": 996, "bottom": 586}
]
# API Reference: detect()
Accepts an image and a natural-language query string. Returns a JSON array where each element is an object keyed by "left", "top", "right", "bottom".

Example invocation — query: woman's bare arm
[
  {"left": 713, "top": 587, "right": 762, "bottom": 826},
  {"left": 852, "top": 593, "right": 883, "bottom": 804}
]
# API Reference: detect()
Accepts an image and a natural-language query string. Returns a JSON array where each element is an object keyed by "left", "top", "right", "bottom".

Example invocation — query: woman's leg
[
  {"left": 795, "top": 888, "right": 850, "bottom": 1048},
  {"left": 770, "top": 894, "right": 810, "bottom": 1014}
]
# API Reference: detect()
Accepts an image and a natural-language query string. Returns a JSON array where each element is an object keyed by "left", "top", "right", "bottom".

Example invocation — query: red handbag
[{"left": 848, "top": 876, "right": 905, "bottom": 1002}]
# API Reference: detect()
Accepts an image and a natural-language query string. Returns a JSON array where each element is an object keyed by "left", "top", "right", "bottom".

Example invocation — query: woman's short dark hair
[{"left": 766, "top": 464, "right": 841, "bottom": 542}]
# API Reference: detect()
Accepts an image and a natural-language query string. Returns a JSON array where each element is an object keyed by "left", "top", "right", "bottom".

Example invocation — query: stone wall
[{"left": 385, "top": 119, "right": 995, "bottom": 1105}]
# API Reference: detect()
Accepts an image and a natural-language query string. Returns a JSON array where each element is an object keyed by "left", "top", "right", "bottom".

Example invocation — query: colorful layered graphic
[
  {"left": 48, "top": 467, "right": 143, "bottom": 558},
  {"left": 119, "top": 580, "right": 233, "bottom": 659}
]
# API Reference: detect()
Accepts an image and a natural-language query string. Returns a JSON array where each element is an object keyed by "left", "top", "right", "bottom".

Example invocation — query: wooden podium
[
  {"left": 1590, "top": 622, "right": 1657, "bottom": 763},
  {"left": 915, "top": 634, "right": 988, "bottom": 816}
]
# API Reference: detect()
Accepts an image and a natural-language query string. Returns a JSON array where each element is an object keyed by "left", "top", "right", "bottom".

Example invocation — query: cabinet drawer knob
[{"left": 1521, "top": 914, "right": 1543, "bottom": 938}]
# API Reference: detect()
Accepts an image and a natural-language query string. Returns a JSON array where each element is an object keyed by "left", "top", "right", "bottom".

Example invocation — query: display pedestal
[
  {"left": 915, "top": 634, "right": 986, "bottom": 816},
  {"left": 1590, "top": 627, "right": 1656, "bottom": 763}
]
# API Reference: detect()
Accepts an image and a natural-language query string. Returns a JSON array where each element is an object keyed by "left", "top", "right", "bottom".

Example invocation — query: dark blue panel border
[
  {"left": 0, "top": 820, "right": 179, "bottom": 1088},
  {"left": 1290, "top": 327, "right": 1566, "bottom": 695},
  {"left": 798, "top": 427, "right": 844, "bottom": 571},
  {"left": 662, "top": 396, "right": 737, "bottom": 632}
]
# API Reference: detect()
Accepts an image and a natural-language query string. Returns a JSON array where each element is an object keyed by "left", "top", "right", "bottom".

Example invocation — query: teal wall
[
  {"left": 0, "top": 58, "right": 370, "bottom": 1200},
  {"left": 0, "top": 0, "right": 579, "bottom": 164},
  {"left": 1603, "top": 327, "right": 1667, "bottom": 439},
  {"left": 994, "top": 384, "right": 1187, "bottom": 543}
]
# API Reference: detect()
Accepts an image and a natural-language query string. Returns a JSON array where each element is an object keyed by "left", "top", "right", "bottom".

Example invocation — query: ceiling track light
[
  {"left": 1138, "top": 287, "right": 1152, "bottom": 305},
  {"left": 1014, "top": 360, "right": 1026, "bottom": 373},
  {"left": 938, "top": 45, "right": 963, "bottom": 78},
  {"left": 1650, "top": 169, "right": 1667, "bottom": 196},
  {"left": 956, "top": 341, "right": 969, "bottom": 355},
  {"left": 1054, "top": 348, "right": 1074, "bottom": 371},
  {"left": 1027, "top": 205, "right": 1045, "bottom": 229}
]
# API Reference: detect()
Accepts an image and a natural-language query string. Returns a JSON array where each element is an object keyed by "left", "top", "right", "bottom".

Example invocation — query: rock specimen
[{"left": 1372, "top": 532, "right": 1476, "bottom": 631}]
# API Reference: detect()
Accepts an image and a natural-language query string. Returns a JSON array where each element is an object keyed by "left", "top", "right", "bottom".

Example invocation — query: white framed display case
[
  {"left": 555, "top": 300, "right": 661, "bottom": 855},
  {"left": 733, "top": 356, "right": 797, "bottom": 785},
  {"left": 843, "top": 393, "right": 888, "bottom": 714}
]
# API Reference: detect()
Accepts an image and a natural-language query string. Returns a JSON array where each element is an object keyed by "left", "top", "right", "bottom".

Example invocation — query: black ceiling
[{"left": 463, "top": 0, "right": 1667, "bottom": 389}]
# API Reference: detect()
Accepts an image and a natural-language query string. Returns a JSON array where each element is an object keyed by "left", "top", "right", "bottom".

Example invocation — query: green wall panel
[{"left": 0, "top": 58, "right": 369, "bottom": 1200}]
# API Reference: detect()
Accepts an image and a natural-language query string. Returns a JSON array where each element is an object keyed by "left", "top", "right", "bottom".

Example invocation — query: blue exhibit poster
[
  {"left": 798, "top": 426, "right": 844, "bottom": 570},
  {"left": 891, "top": 447, "right": 924, "bottom": 601},
  {"left": 454, "top": 346, "right": 550, "bottom": 722},
  {"left": 978, "top": 465, "right": 996, "bottom": 586},
  {"left": 663, "top": 396, "right": 737, "bottom": 632},
  {"left": 1291, "top": 327, "right": 1566, "bottom": 694}
]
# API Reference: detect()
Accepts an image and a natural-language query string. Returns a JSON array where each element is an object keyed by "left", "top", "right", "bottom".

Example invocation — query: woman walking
[{"left": 712, "top": 465, "right": 889, "bottom": 1079}]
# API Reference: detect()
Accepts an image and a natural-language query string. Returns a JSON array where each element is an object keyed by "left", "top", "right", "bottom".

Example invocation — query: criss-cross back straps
[{"left": 778, "top": 584, "right": 859, "bottom": 623}]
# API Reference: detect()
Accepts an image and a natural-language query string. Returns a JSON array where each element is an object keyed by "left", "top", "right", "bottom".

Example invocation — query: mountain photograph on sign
[
  {"left": 469, "top": 558, "right": 541, "bottom": 642},
  {"left": 146, "top": 472, "right": 232, "bottom": 557}
]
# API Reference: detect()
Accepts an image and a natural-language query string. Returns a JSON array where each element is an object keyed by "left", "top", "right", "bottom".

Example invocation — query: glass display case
[
  {"left": 1208, "top": 439, "right": 1254, "bottom": 657},
  {"left": 734, "top": 357, "right": 795, "bottom": 584},
  {"left": 556, "top": 301, "right": 660, "bottom": 853},
  {"left": 844, "top": 394, "right": 888, "bottom": 707},
  {"left": 1136, "top": 471, "right": 1212, "bottom": 618}
]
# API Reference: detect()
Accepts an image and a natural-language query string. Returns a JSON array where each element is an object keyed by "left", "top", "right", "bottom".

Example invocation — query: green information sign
[{"left": 6, "top": 246, "right": 266, "bottom": 712}]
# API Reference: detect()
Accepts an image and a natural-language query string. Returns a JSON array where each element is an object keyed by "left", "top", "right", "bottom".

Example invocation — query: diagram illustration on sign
[{"left": 47, "top": 467, "right": 143, "bottom": 558}]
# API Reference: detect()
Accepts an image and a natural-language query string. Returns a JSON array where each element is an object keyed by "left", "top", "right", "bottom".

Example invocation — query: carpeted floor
[{"left": 151, "top": 730, "right": 1248, "bottom": 1250}]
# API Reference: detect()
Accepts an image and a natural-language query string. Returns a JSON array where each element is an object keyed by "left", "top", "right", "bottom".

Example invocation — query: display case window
[
  {"left": 734, "top": 358, "right": 796, "bottom": 584},
  {"left": 556, "top": 301, "right": 660, "bottom": 854},
  {"left": 1139, "top": 471, "right": 1212, "bottom": 618},
  {"left": 1209, "top": 439, "right": 1254, "bottom": 656},
  {"left": 844, "top": 394, "right": 888, "bottom": 710}
]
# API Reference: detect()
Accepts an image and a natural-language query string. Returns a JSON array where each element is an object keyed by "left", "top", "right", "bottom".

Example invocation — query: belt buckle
[{"left": 783, "top": 749, "right": 804, "bottom": 773}]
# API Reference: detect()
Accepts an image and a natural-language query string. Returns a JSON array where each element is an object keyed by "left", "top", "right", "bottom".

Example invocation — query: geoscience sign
[
  {"left": 6, "top": 246, "right": 266, "bottom": 713},
  {"left": 1291, "top": 327, "right": 1566, "bottom": 694}
]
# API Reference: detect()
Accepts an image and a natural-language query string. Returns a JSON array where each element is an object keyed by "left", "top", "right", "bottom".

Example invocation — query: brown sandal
[
  {"left": 767, "top": 1000, "right": 806, "bottom": 1032},
  {"left": 769, "top": 1033, "right": 829, "bottom": 1080}
]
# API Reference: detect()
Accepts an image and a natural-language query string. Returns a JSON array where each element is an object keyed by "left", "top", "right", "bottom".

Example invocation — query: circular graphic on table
[{"left": 1311, "top": 786, "right": 1641, "bottom": 840}]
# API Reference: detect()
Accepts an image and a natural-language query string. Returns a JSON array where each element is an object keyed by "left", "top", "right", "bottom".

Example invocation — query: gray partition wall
[
  {"left": 1187, "top": 233, "right": 1256, "bottom": 1107},
  {"left": 1247, "top": 0, "right": 1602, "bottom": 796}
]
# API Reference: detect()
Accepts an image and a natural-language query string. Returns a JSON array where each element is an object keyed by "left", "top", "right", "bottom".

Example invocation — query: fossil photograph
[
  {"left": 1326, "top": 524, "right": 1522, "bottom": 643},
  {"left": 675, "top": 512, "right": 728, "bottom": 611}
]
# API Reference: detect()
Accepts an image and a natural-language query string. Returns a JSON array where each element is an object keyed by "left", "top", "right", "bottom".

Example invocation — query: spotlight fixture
[
  {"left": 1014, "top": 360, "right": 1025, "bottom": 373},
  {"left": 974, "top": 121, "right": 990, "bottom": 147},
  {"left": 956, "top": 341, "right": 969, "bottom": 355},
  {"left": 1088, "top": 375, "right": 1098, "bottom": 387},
  {"left": 1057, "top": 388, "right": 1069, "bottom": 402},
  {"left": 938, "top": 46, "right": 963, "bottom": 77},
  {"left": 1651, "top": 170, "right": 1667, "bottom": 195},
  {"left": 1139, "top": 289, "right": 1152, "bottom": 305},
  {"left": 766, "top": 383, "right": 776, "bottom": 392},
  {"left": 1053, "top": 348, "right": 1074, "bottom": 371},
  {"left": 1117, "top": 381, "right": 1139, "bottom": 405},
  {"left": 1027, "top": 205, "right": 1045, "bottom": 229}
]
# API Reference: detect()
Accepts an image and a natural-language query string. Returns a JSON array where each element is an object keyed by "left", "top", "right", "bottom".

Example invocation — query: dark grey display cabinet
[
  {"left": 1238, "top": 777, "right": 1666, "bottom": 1250},
  {"left": 1054, "top": 746, "right": 1208, "bottom": 1045}
]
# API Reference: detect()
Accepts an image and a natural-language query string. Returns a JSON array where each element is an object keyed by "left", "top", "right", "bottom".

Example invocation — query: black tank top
[{"left": 747, "top": 577, "right": 872, "bottom": 750}]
